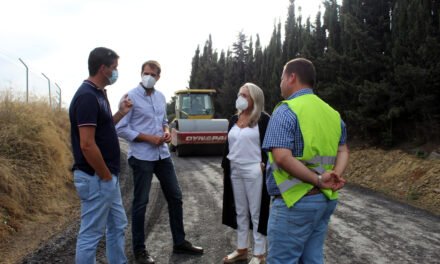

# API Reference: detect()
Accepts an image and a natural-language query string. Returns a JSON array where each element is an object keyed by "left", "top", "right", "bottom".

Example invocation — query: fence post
[
  {"left": 41, "top": 73, "right": 51, "bottom": 108},
  {"left": 55, "top": 83, "right": 61, "bottom": 109},
  {"left": 18, "top": 58, "right": 29, "bottom": 103}
]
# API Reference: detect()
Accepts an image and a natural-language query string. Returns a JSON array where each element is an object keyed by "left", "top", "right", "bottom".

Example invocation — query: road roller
[{"left": 169, "top": 89, "right": 228, "bottom": 157}]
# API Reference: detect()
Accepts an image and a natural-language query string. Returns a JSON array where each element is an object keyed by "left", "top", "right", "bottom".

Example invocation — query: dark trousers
[{"left": 128, "top": 157, "right": 185, "bottom": 253}]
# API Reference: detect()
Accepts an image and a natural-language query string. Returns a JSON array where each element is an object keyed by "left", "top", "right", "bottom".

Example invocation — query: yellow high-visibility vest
[{"left": 268, "top": 94, "right": 341, "bottom": 207}]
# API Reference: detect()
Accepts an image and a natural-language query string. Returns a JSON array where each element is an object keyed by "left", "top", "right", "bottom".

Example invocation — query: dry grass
[{"left": 0, "top": 93, "right": 77, "bottom": 261}]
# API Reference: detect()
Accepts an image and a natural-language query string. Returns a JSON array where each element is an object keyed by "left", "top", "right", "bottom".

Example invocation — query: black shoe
[
  {"left": 173, "top": 240, "right": 204, "bottom": 255},
  {"left": 134, "top": 250, "right": 155, "bottom": 264}
]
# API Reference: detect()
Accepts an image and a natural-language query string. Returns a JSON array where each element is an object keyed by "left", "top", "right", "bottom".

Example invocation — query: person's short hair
[
  {"left": 284, "top": 58, "right": 316, "bottom": 88},
  {"left": 141, "top": 60, "right": 161, "bottom": 75},
  {"left": 88, "top": 47, "right": 119, "bottom": 76}
]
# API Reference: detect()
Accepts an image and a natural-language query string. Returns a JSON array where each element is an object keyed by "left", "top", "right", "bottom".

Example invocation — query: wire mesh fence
[{"left": 0, "top": 52, "right": 61, "bottom": 108}]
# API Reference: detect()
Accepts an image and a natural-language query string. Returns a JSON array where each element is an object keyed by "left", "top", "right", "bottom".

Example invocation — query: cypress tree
[
  {"left": 245, "top": 36, "right": 255, "bottom": 82},
  {"left": 189, "top": 46, "right": 200, "bottom": 88},
  {"left": 313, "top": 8, "right": 326, "bottom": 57},
  {"left": 323, "top": 0, "right": 341, "bottom": 52},
  {"left": 391, "top": 0, "right": 440, "bottom": 142},
  {"left": 264, "top": 22, "right": 284, "bottom": 111},
  {"left": 283, "top": 0, "right": 298, "bottom": 62},
  {"left": 253, "top": 34, "right": 264, "bottom": 84}
]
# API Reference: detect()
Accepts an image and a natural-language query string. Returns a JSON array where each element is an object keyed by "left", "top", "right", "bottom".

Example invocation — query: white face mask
[
  {"left": 235, "top": 96, "right": 248, "bottom": 110},
  {"left": 142, "top": 75, "right": 156, "bottom": 88}
]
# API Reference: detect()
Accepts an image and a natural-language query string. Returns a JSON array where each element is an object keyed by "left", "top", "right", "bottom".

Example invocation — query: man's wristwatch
[{"left": 317, "top": 174, "right": 322, "bottom": 187}]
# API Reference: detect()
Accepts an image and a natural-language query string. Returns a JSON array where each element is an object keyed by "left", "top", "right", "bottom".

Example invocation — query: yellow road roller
[{"left": 169, "top": 89, "right": 228, "bottom": 157}]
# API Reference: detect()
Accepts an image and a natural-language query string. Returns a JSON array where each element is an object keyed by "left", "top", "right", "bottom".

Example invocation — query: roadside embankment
[
  {"left": 0, "top": 97, "right": 76, "bottom": 263},
  {"left": 345, "top": 146, "right": 440, "bottom": 216}
]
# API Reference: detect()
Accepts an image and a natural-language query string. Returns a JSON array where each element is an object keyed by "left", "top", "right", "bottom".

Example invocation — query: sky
[{"left": 0, "top": 0, "right": 324, "bottom": 111}]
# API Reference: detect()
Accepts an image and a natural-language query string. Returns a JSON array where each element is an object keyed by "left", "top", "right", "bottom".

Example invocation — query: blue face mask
[{"left": 107, "top": 69, "right": 118, "bottom": 85}]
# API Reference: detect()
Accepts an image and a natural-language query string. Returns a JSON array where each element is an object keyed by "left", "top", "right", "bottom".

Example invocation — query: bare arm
[
  {"left": 113, "top": 94, "right": 133, "bottom": 124},
  {"left": 334, "top": 144, "right": 349, "bottom": 177},
  {"left": 113, "top": 111, "right": 127, "bottom": 125},
  {"left": 79, "top": 126, "right": 112, "bottom": 181},
  {"left": 272, "top": 148, "right": 319, "bottom": 185},
  {"left": 163, "top": 125, "right": 171, "bottom": 143}
]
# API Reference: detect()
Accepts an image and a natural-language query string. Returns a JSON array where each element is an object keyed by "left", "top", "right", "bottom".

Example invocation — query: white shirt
[
  {"left": 227, "top": 124, "right": 261, "bottom": 164},
  {"left": 116, "top": 85, "right": 170, "bottom": 161}
]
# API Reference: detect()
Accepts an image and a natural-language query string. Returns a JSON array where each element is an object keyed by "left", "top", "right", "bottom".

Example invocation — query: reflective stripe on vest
[
  {"left": 269, "top": 94, "right": 341, "bottom": 207},
  {"left": 303, "top": 156, "right": 337, "bottom": 174}
]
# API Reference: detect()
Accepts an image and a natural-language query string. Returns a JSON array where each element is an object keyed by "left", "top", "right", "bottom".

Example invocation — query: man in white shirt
[{"left": 116, "top": 60, "right": 204, "bottom": 264}]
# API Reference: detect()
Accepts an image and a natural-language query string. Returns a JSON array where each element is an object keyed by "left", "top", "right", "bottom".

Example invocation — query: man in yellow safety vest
[{"left": 262, "top": 58, "right": 349, "bottom": 263}]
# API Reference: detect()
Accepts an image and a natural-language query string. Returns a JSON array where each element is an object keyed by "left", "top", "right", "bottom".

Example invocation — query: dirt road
[{"left": 21, "top": 148, "right": 440, "bottom": 263}]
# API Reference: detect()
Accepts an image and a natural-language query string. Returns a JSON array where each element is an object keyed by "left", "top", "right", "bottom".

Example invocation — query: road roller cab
[{"left": 170, "top": 89, "right": 228, "bottom": 156}]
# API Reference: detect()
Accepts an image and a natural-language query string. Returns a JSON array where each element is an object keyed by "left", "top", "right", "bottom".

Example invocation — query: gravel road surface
[{"left": 21, "top": 143, "right": 440, "bottom": 264}]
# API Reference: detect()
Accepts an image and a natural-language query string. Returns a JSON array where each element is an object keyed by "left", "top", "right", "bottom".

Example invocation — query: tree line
[{"left": 174, "top": 0, "right": 440, "bottom": 146}]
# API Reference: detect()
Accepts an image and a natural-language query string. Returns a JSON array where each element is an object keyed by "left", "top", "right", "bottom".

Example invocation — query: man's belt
[{"left": 273, "top": 186, "right": 321, "bottom": 200}]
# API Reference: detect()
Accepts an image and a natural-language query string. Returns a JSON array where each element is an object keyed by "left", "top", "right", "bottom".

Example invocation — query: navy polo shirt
[{"left": 69, "top": 80, "right": 120, "bottom": 176}]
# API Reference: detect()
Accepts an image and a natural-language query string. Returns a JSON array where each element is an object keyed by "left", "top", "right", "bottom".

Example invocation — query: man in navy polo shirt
[{"left": 69, "top": 47, "right": 132, "bottom": 264}]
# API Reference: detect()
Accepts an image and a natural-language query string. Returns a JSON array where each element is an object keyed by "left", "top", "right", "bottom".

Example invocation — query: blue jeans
[
  {"left": 128, "top": 157, "right": 185, "bottom": 253},
  {"left": 267, "top": 193, "right": 337, "bottom": 264},
  {"left": 73, "top": 170, "right": 128, "bottom": 264}
]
